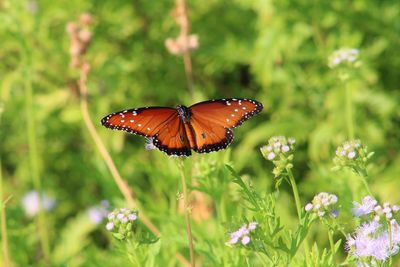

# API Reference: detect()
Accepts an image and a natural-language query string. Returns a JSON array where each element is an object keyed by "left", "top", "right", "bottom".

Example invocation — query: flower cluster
[
  {"left": 21, "top": 191, "right": 56, "bottom": 218},
  {"left": 328, "top": 48, "right": 359, "bottom": 68},
  {"left": 352, "top": 196, "right": 400, "bottom": 222},
  {"left": 105, "top": 208, "right": 138, "bottom": 240},
  {"left": 87, "top": 200, "right": 110, "bottom": 224},
  {"left": 305, "top": 192, "right": 338, "bottom": 218},
  {"left": 260, "top": 136, "right": 296, "bottom": 177},
  {"left": 226, "top": 222, "right": 258, "bottom": 246},
  {"left": 333, "top": 140, "right": 373, "bottom": 176},
  {"left": 346, "top": 220, "right": 400, "bottom": 263},
  {"left": 346, "top": 196, "right": 400, "bottom": 265}
]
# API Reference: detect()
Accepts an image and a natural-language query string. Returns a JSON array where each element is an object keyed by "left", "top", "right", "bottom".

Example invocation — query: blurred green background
[{"left": 1, "top": 0, "right": 399, "bottom": 266}]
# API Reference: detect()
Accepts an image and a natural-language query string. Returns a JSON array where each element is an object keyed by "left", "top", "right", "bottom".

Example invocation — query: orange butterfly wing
[
  {"left": 101, "top": 107, "right": 192, "bottom": 156},
  {"left": 188, "top": 98, "right": 263, "bottom": 153},
  {"left": 101, "top": 107, "right": 178, "bottom": 137}
]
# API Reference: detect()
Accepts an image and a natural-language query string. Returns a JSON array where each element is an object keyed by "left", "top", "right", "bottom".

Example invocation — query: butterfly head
[{"left": 176, "top": 105, "right": 191, "bottom": 123}]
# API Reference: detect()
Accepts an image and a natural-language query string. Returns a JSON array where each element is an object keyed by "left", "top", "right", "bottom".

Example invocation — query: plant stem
[
  {"left": 178, "top": 160, "right": 195, "bottom": 267},
  {"left": 287, "top": 170, "right": 302, "bottom": 220},
  {"left": 327, "top": 229, "right": 336, "bottom": 264},
  {"left": 23, "top": 45, "right": 51, "bottom": 265},
  {"left": 287, "top": 169, "right": 310, "bottom": 265},
  {"left": 0, "top": 160, "right": 12, "bottom": 267},
  {"left": 360, "top": 176, "right": 373, "bottom": 197},
  {"left": 345, "top": 82, "right": 354, "bottom": 140}
]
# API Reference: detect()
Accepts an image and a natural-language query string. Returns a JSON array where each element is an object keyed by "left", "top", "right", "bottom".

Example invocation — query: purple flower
[
  {"left": 241, "top": 236, "right": 250, "bottom": 245},
  {"left": 128, "top": 214, "right": 137, "bottom": 221},
  {"left": 226, "top": 222, "right": 258, "bottom": 246},
  {"left": 21, "top": 191, "right": 56, "bottom": 218},
  {"left": 347, "top": 151, "right": 356, "bottom": 159},
  {"left": 331, "top": 209, "right": 339, "bottom": 218},
  {"left": 346, "top": 219, "right": 400, "bottom": 263},
  {"left": 281, "top": 145, "right": 290, "bottom": 152},
  {"left": 305, "top": 203, "right": 313, "bottom": 211},
  {"left": 267, "top": 152, "right": 275, "bottom": 160},
  {"left": 352, "top": 196, "right": 377, "bottom": 217},
  {"left": 87, "top": 200, "right": 110, "bottom": 224}
]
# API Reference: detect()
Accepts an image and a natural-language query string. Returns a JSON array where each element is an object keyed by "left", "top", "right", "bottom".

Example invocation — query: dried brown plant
[{"left": 165, "top": 0, "right": 198, "bottom": 94}]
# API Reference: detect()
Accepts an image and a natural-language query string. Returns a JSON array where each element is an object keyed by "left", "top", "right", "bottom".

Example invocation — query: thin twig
[
  {"left": 78, "top": 63, "right": 160, "bottom": 235},
  {"left": 178, "top": 160, "right": 195, "bottom": 267}
]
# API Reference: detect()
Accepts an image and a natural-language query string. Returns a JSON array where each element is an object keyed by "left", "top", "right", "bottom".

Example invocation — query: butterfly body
[
  {"left": 101, "top": 98, "right": 263, "bottom": 157},
  {"left": 176, "top": 105, "right": 192, "bottom": 123}
]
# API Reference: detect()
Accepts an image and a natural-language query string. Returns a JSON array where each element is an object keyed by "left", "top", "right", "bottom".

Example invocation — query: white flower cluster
[
  {"left": 261, "top": 136, "right": 296, "bottom": 177},
  {"left": 335, "top": 139, "right": 361, "bottom": 160},
  {"left": 105, "top": 208, "right": 138, "bottom": 240},
  {"left": 261, "top": 136, "right": 296, "bottom": 161},
  {"left": 328, "top": 48, "right": 359, "bottom": 68},
  {"left": 305, "top": 192, "right": 338, "bottom": 218},
  {"left": 333, "top": 140, "right": 373, "bottom": 174},
  {"left": 227, "top": 222, "right": 258, "bottom": 246}
]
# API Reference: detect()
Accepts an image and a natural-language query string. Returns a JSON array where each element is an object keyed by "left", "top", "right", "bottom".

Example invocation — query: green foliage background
[{"left": 0, "top": 0, "right": 399, "bottom": 266}]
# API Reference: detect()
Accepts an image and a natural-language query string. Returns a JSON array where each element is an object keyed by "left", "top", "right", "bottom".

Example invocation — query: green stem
[
  {"left": 23, "top": 44, "right": 51, "bottom": 265},
  {"left": 345, "top": 82, "right": 354, "bottom": 140},
  {"left": 287, "top": 170, "right": 302, "bottom": 220},
  {"left": 327, "top": 229, "right": 336, "bottom": 264},
  {"left": 360, "top": 176, "right": 373, "bottom": 196},
  {"left": 357, "top": 169, "right": 373, "bottom": 196},
  {"left": 287, "top": 169, "right": 310, "bottom": 265},
  {"left": 178, "top": 160, "right": 195, "bottom": 267},
  {"left": 388, "top": 221, "right": 393, "bottom": 265},
  {"left": 1, "top": 159, "right": 12, "bottom": 267}
]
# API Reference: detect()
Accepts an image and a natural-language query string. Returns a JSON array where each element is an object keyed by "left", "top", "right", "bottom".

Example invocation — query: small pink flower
[
  {"left": 267, "top": 152, "right": 276, "bottom": 160},
  {"left": 241, "top": 236, "right": 250, "bottom": 245},
  {"left": 106, "top": 222, "right": 114, "bottom": 231},
  {"left": 305, "top": 203, "right": 313, "bottom": 211}
]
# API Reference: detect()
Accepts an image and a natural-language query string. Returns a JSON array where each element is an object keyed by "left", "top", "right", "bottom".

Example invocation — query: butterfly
[{"left": 101, "top": 98, "right": 263, "bottom": 156}]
